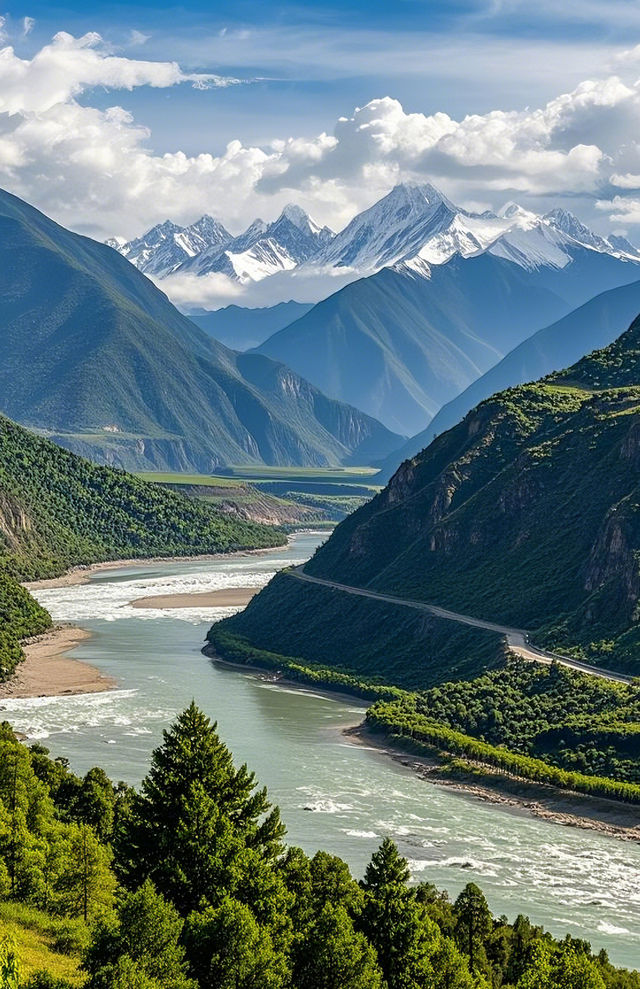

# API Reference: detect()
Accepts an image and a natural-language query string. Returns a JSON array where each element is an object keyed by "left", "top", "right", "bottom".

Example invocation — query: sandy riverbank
[
  {"left": 131, "top": 587, "right": 259, "bottom": 609},
  {"left": 22, "top": 538, "right": 301, "bottom": 591},
  {"left": 0, "top": 627, "right": 116, "bottom": 699},
  {"left": 346, "top": 725, "right": 640, "bottom": 842}
]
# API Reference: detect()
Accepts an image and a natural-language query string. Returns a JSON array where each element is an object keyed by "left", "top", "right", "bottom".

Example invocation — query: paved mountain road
[{"left": 287, "top": 565, "right": 632, "bottom": 685}]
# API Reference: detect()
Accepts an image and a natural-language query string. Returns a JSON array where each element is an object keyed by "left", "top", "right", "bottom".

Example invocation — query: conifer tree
[
  {"left": 454, "top": 883, "right": 492, "bottom": 975},
  {"left": 117, "top": 703, "right": 286, "bottom": 910},
  {"left": 359, "top": 838, "right": 438, "bottom": 989}
]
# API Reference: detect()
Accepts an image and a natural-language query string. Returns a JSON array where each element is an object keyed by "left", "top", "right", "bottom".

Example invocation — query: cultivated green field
[
  {"left": 134, "top": 467, "right": 378, "bottom": 526},
  {"left": 136, "top": 466, "right": 382, "bottom": 489}
]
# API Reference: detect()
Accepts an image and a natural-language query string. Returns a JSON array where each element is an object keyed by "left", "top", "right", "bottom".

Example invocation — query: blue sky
[{"left": 9, "top": 0, "right": 639, "bottom": 153}]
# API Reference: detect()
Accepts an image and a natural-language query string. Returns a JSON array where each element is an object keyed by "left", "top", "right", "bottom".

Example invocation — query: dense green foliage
[
  {"left": 0, "top": 415, "right": 284, "bottom": 582},
  {"left": 209, "top": 628, "right": 640, "bottom": 802},
  {"left": 0, "top": 577, "right": 52, "bottom": 680},
  {"left": 412, "top": 659, "right": 640, "bottom": 783},
  {"left": 366, "top": 697, "right": 640, "bottom": 805},
  {"left": 1, "top": 708, "right": 637, "bottom": 989},
  {"left": 215, "top": 572, "right": 504, "bottom": 691},
  {"left": 0, "top": 188, "right": 399, "bottom": 471}
]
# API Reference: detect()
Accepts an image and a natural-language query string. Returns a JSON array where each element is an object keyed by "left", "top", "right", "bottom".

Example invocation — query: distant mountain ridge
[
  {"left": 188, "top": 301, "right": 314, "bottom": 350},
  {"left": 254, "top": 246, "right": 640, "bottom": 435},
  {"left": 111, "top": 182, "right": 640, "bottom": 290},
  {"left": 111, "top": 204, "right": 335, "bottom": 283},
  {"left": 0, "top": 188, "right": 401, "bottom": 471},
  {"left": 382, "top": 277, "right": 640, "bottom": 477}
]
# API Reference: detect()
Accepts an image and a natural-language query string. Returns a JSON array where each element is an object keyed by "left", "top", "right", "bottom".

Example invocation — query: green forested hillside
[
  {"left": 299, "top": 313, "right": 640, "bottom": 673},
  {"left": 0, "top": 188, "right": 399, "bottom": 470},
  {"left": 0, "top": 415, "right": 283, "bottom": 583},
  {"left": 0, "top": 414, "right": 284, "bottom": 681},
  {"left": 1, "top": 707, "right": 638, "bottom": 989},
  {"left": 210, "top": 313, "right": 640, "bottom": 801},
  {"left": 0, "top": 576, "right": 52, "bottom": 679}
]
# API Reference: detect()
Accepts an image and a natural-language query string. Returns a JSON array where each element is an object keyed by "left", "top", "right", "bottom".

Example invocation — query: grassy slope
[
  {"left": 216, "top": 571, "right": 504, "bottom": 691},
  {"left": 0, "top": 902, "right": 85, "bottom": 986}
]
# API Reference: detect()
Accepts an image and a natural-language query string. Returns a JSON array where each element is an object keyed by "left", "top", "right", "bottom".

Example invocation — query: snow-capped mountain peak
[
  {"left": 497, "top": 201, "right": 535, "bottom": 221},
  {"left": 543, "top": 208, "right": 611, "bottom": 252},
  {"left": 110, "top": 182, "right": 640, "bottom": 289},
  {"left": 188, "top": 214, "right": 231, "bottom": 245}
]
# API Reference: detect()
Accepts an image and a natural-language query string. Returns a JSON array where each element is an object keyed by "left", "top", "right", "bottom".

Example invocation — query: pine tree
[
  {"left": 117, "top": 703, "right": 285, "bottom": 910},
  {"left": 454, "top": 883, "right": 493, "bottom": 975},
  {"left": 359, "top": 838, "right": 438, "bottom": 989}
]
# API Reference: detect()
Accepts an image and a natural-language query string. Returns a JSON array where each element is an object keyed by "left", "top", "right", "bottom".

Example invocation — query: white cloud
[
  {"left": 21, "top": 16, "right": 34, "bottom": 37},
  {"left": 158, "top": 265, "right": 360, "bottom": 310},
  {"left": 1, "top": 29, "right": 640, "bottom": 263},
  {"left": 0, "top": 31, "right": 241, "bottom": 114},
  {"left": 596, "top": 196, "right": 640, "bottom": 224},
  {"left": 129, "top": 29, "right": 150, "bottom": 47}
]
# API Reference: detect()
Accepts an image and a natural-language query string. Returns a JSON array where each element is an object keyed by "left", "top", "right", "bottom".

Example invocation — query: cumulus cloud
[
  {"left": 0, "top": 31, "right": 240, "bottom": 114},
  {"left": 2, "top": 28, "right": 640, "bottom": 261}
]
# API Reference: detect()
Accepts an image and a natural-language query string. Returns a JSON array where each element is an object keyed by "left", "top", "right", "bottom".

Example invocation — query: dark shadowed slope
[{"left": 0, "top": 189, "right": 399, "bottom": 471}]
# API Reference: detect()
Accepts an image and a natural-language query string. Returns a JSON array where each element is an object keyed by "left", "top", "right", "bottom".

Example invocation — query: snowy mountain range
[
  {"left": 109, "top": 204, "right": 334, "bottom": 282},
  {"left": 109, "top": 182, "right": 640, "bottom": 287}
]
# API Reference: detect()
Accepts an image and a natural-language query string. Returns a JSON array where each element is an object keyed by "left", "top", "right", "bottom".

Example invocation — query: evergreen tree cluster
[{"left": 0, "top": 707, "right": 637, "bottom": 989}]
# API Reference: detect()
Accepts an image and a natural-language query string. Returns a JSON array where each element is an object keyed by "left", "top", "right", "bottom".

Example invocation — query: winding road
[{"left": 287, "top": 565, "right": 632, "bottom": 685}]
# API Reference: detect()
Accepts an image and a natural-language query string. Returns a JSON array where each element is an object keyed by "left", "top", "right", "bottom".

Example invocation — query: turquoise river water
[{"left": 1, "top": 533, "right": 639, "bottom": 968}]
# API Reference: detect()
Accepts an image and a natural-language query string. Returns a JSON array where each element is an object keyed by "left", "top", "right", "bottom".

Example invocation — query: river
[{"left": 2, "top": 533, "right": 639, "bottom": 969}]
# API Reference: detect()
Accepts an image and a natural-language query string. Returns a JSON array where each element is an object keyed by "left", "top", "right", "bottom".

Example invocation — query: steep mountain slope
[
  {"left": 255, "top": 249, "right": 639, "bottom": 436},
  {"left": 223, "top": 313, "right": 640, "bottom": 679},
  {"left": 0, "top": 188, "right": 400, "bottom": 470},
  {"left": 383, "top": 278, "right": 640, "bottom": 476},
  {"left": 188, "top": 301, "right": 314, "bottom": 350}
]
